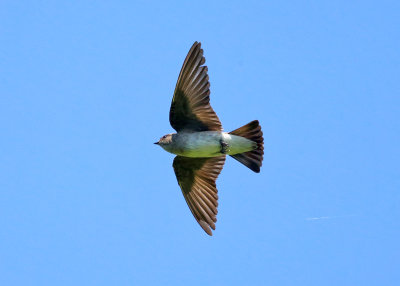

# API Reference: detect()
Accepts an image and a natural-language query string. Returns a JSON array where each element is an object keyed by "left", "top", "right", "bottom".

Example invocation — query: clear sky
[{"left": 1, "top": 1, "right": 399, "bottom": 285}]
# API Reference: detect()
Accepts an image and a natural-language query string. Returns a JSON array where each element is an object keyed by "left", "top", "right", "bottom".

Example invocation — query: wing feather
[
  {"left": 169, "top": 42, "right": 222, "bottom": 132},
  {"left": 172, "top": 156, "right": 225, "bottom": 235}
]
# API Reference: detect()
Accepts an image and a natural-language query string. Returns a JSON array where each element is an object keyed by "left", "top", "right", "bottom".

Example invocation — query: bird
[{"left": 155, "top": 42, "right": 264, "bottom": 236}]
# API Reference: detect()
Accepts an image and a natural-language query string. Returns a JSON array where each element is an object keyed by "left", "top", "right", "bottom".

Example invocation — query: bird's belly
[
  {"left": 176, "top": 132, "right": 222, "bottom": 157},
  {"left": 174, "top": 132, "right": 255, "bottom": 158}
]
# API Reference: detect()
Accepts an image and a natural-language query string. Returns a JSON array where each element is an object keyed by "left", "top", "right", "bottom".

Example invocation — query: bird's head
[{"left": 154, "top": 134, "right": 173, "bottom": 147}]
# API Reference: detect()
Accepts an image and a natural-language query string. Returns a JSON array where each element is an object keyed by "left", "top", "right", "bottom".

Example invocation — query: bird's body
[
  {"left": 155, "top": 41, "right": 264, "bottom": 235},
  {"left": 162, "top": 131, "right": 256, "bottom": 158}
]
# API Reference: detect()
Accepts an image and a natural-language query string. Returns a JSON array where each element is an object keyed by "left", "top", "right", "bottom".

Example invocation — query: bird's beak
[{"left": 154, "top": 142, "right": 159, "bottom": 145}]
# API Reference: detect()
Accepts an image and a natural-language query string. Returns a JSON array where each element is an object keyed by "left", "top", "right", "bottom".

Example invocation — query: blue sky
[{"left": 1, "top": 1, "right": 399, "bottom": 285}]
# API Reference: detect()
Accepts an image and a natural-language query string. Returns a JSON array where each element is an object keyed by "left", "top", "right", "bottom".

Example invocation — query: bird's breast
[
  {"left": 172, "top": 131, "right": 223, "bottom": 157},
  {"left": 170, "top": 131, "right": 255, "bottom": 157}
]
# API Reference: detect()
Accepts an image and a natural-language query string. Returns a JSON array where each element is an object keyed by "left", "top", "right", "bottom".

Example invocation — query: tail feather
[{"left": 229, "top": 120, "right": 264, "bottom": 173}]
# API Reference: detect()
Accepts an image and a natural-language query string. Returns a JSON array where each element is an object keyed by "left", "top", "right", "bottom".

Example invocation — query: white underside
[{"left": 166, "top": 131, "right": 255, "bottom": 157}]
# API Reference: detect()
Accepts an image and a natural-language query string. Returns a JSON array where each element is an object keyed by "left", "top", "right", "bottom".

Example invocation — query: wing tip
[{"left": 199, "top": 220, "right": 213, "bottom": 236}]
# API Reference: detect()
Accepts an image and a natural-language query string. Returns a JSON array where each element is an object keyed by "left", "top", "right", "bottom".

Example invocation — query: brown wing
[
  {"left": 169, "top": 42, "right": 222, "bottom": 132},
  {"left": 172, "top": 156, "right": 226, "bottom": 236}
]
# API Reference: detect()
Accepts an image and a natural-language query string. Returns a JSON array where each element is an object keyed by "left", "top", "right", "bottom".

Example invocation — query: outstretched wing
[
  {"left": 169, "top": 42, "right": 222, "bottom": 132},
  {"left": 172, "top": 156, "right": 226, "bottom": 235}
]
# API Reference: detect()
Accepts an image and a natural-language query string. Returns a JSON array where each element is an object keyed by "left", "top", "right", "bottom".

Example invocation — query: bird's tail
[{"left": 229, "top": 120, "right": 264, "bottom": 173}]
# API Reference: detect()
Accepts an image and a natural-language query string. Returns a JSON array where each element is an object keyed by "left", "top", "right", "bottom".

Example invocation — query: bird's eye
[{"left": 162, "top": 135, "right": 166, "bottom": 139}]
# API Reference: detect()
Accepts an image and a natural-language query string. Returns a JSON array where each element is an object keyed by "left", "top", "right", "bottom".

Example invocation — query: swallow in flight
[{"left": 155, "top": 42, "right": 263, "bottom": 235}]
